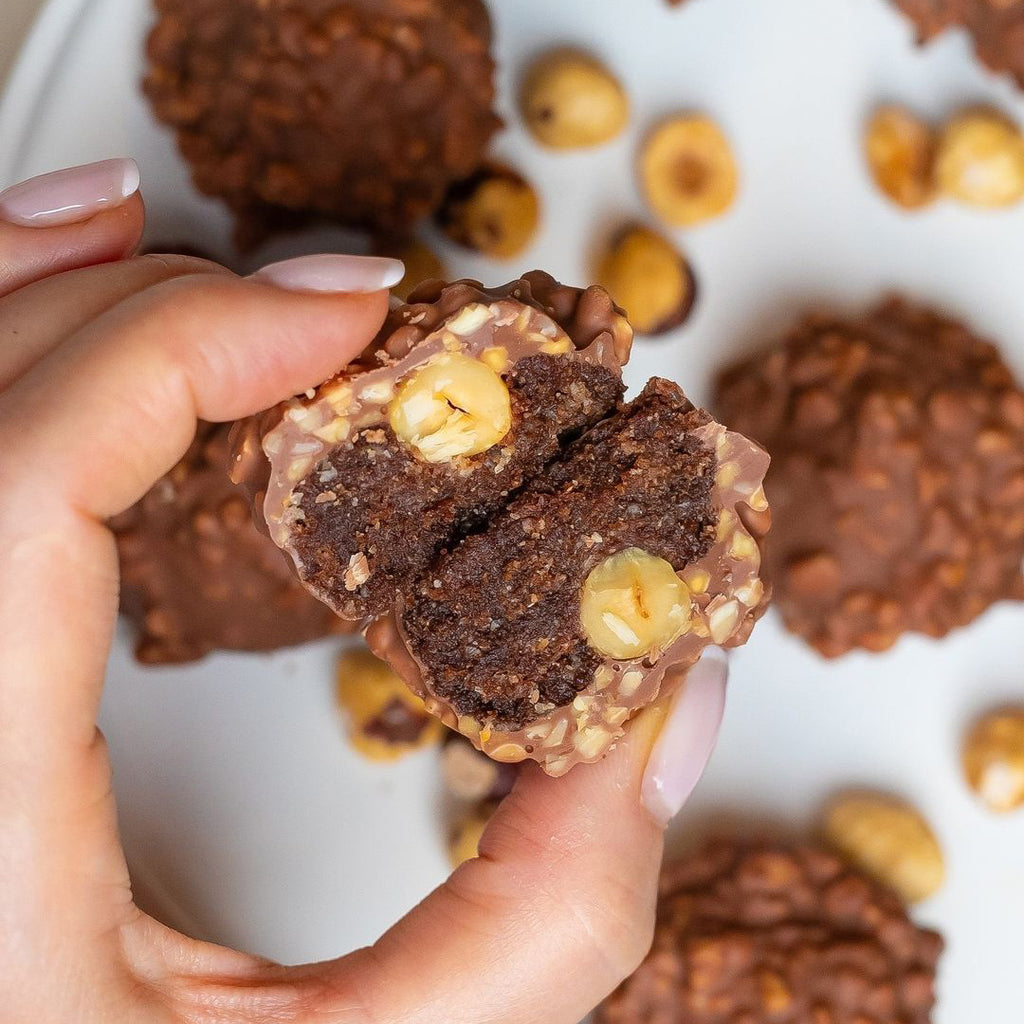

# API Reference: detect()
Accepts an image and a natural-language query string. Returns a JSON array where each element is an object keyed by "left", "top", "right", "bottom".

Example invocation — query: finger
[
  {"left": 0, "top": 253, "right": 229, "bottom": 391},
  {"left": 0, "top": 254, "right": 401, "bottom": 761},
  {"left": 0, "top": 158, "right": 145, "bottom": 296}
]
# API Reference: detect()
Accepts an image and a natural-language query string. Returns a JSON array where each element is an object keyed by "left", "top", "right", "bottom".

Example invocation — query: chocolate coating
[
  {"left": 113, "top": 422, "right": 347, "bottom": 664},
  {"left": 143, "top": 0, "right": 501, "bottom": 246},
  {"left": 894, "top": 0, "right": 1024, "bottom": 90},
  {"left": 715, "top": 297, "right": 1024, "bottom": 657},
  {"left": 597, "top": 837, "right": 943, "bottom": 1024}
]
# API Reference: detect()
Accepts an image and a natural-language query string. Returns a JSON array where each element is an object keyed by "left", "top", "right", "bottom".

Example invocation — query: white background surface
[{"left": 2, "top": 0, "right": 1024, "bottom": 1020}]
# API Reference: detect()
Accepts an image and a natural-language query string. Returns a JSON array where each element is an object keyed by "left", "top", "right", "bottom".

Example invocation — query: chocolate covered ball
[
  {"left": 112, "top": 422, "right": 348, "bottom": 664},
  {"left": 597, "top": 837, "right": 943, "bottom": 1024},
  {"left": 716, "top": 298, "right": 1024, "bottom": 657},
  {"left": 144, "top": 0, "right": 501, "bottom": 246}
]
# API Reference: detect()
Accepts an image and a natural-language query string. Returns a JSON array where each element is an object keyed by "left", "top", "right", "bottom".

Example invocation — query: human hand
[{"left": 0, "top": 159, "right": 728, "bottom": 1024}]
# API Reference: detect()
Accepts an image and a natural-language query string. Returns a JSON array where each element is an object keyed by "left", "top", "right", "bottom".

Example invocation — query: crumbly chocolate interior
[
  {"left": 288, "top": 354, "right": 623, "bottom": 619},
  {"left": 401, "top": 378, "right": 718, "bottom": 731}
]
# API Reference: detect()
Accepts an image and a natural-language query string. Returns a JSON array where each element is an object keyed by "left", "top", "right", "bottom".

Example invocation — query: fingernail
[
  {"left": 252, "top": 254, "right": 405, "bottom": 294},
  {"left": 0, "top": 158, "right": 140, "bottom": 227},
  {"left": 641, "top": 647, "right": 728, "bottom": 826}
]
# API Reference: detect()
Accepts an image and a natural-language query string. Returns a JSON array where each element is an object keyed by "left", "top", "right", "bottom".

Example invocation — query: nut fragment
[
  {"left": 640, "top": 115, "right": 739, "bottom": 227},
  {"left": 389, "top": 352, "right": 512, "bottom": 462},
  {"left": 580, "top": 547, "right": 691, "bottom": 660},
  {"left": 935, "top": 107, "right": 1024, "bottom": 208},
  {"left": 376, "top": 238, "right": 448, "bottom": 302},
  {"left": 962, "top": 707, "right": 1024, "bottom": 813},
  {"left": 520, "top": 48, "right": 628, "bottom": 149},
  {"left": 864, "top": 105, "right": 937, "bottom": 209},
  {"left": 595, "top": 224, "right": 697, "bottom": 335},
  {"left": 437, "top": 163, "right": 540, "bottom": 258},
  {"left": 336, "top": 647, "right": 443, "bottom": 761},
  {"left": 448, "top": 804, "right": 494, "bottom": 868},
  {"left": 823, "top": 793, "right": 944, "bottom": 903}
]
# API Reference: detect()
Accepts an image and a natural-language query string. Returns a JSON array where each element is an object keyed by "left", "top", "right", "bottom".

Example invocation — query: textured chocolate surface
[
  {"left": 143, "top": 0, "right": 501, "bottom": 246},
  {"left": 597, "top": 837, "right": 943, "bottom": 1024},
  {"left": 716, "top": 298, "right": 1024, "bottom": 657},
  {"left": 401, "top": 379, "right": 717, "bottom": 730},
  {"left": 113, "top": 422, "right": 346, "bottom": 664},
  {"left": 894, "top": 0, "right": 1024, "bottom": 90},
  {"left": 289, "top": 354, "right": 623, "bottom": 620}
]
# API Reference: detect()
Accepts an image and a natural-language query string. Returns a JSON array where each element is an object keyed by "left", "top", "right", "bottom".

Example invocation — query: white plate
[{"left": 3, "top": 0, "right": 1024, "bottom": 1018}]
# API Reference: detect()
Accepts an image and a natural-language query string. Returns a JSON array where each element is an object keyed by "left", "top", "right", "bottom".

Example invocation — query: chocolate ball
[
  {"left": 716, "top": 298, "right": 1024, "bottom": 657},
  {"left": 144, "top": 0, "right": 501, "bottom": 247}
]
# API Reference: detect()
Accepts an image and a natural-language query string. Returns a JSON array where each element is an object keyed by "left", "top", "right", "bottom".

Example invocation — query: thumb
[{"left": 310, "top": 650, "right": 728, "bottom": 1024}]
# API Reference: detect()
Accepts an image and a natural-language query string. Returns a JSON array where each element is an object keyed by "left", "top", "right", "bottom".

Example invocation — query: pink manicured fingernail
[
  {"left": 252, "top": 254, "right": 405, "bottom": 293},
  {"left": 0, "top": 158, "right": 140, "bottom": 227},
  {"left": 641, "top": 647, "right": 728, "bottom": 826}
]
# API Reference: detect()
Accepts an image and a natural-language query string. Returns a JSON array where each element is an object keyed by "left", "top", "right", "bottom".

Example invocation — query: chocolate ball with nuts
[
  {"left": 595, "top": 224, "right": 697, "bottom": 335},
  {"left": 715, "top": 297, "right": 1024, "bottom": 657},
  {"left": 143, "top": 0, "right": 501, "bottom": 247},
  {"left": 436, "top": 163, "right": 541, "bottom": 259},
  {"left": 520, "top": 48, "right": 629, "bottom": 150},
  {"left": 596, "top": 837, "right": 943, "bottom": 1024}
]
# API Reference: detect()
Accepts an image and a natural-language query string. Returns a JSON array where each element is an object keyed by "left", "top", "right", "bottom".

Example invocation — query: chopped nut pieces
[
  {"left": 437, "top": 163, "right": 540, "bottom": 259},
  {"left": 389, "top": 352, "right": 512, "bottom": 462},
  {"left": 823, "top": 793, "right": 945, "bottom": 904},
  {"left": 865, "top": 105, "right": 938, "bottom": 209},
  {"left": 580, "top": 548, "right": 692, "bottom": 659},
  {"left": 520, "top": 48, "right": 629, "bottom": 149},
  {"left": 935, "top": 107, "right": 1024, "bottom": 207},
  {"left": 962, "top": 706, "right": 1024, "bottom": 812},
  {"left": 336, "top": 647, "right": 442, "bottom": 761},
  {"left": 595, "top": 224, "right": 696, "bottom": 335},
  {"left": 640, "top": 115, "right": 739, "bottom": 227}
]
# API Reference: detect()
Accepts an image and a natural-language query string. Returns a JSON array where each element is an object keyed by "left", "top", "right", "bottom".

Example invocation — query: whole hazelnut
[
  {"left": 822, "top": 792, "right": 944, "bottom": 904},
  {"left": 935, "top": 107, "right": 1024, "bottom": 208},
  {"left": 595, "top": 224, "right": 697, "bottom": 335},
  {"left": 520, "top": 48, "right": 629, "bottom": 150},
  {"left": 375, "top": 238, "right": 448, "bottom": 302},
  {"left": 437, "top": 163, "right": 540, "bottom": 259},
  {"left": 640, "top": 115, "right": 739, "bottom": 227},
  {"left": 864, "top": 105, "right": 937, "bottom": 209},
  {"left": 448, "top": 803, "right": 496, "bottom": 868},
  {"left": 962, "top": 707, "right": 1024, "bottom": 813}
]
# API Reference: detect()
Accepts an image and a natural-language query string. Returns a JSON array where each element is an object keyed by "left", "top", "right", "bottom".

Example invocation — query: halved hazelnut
[
  {"left": 336, "top": 647, "right": 442, "bottom": 761},
  {"left": 437, "top": 163, "right": 540, "bottom": 259},
  {"left": 864, "top": 105, "right": 937, "bottom": 209},
  {"left": 389, "top": 352, "right": 512, "bottom": 462},
  {"left": 962, "top": 707, "right": 1024, "bottom": 813},
  {"left": 640, "top": 115, "right": 739, "bottom": 227},
  {"left": 580, "top": 547, "right": 691, "bottom": 660},
  {"left": 822, "top": 792, "right": 944, "bottom": 903},
  {"left": 520, "top": 48, "right": 628, "bottom": 150},
  {"left": 595, "top": 224, "right": 696, "bottom": 335},
  {"left": 935, "top": 107, "right": 1024, "bottom": 208}
]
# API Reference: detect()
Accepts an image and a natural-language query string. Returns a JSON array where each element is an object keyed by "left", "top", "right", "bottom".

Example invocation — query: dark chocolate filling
[
  {"left": 401, "top": 378, "right": 719, "bottom": 731},
  {"left": 288, "top": 354, "right": 624, "bottom": 619}
]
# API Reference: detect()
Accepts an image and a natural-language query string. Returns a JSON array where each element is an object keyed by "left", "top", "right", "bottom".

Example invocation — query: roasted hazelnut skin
[
  {"left": 865, "top": 105, "right": 938, "bottom": 210},
  {"left": 962, "top": 707, "right": 1024, "bottom": 813},
  {"left": 935, "top": 107, "right": 1024, "bottom": 208},
  {"left": 595, "top": 224, "right": 697, "bottom": 335},
  {"left": 639, "top": 114, "right": 739, "bottom": 227},
  {"left": 822, "top": 792, "right": 945, "bottom": 903},
  {"left": 520, "top": 48, "right": 629, "bottom": 150},
  {"left": 436, "top": 163, "right": 540, "bottom": 259}
]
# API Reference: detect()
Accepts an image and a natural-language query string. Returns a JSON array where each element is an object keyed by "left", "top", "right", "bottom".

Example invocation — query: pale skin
[{"left": 0, "top": 183, "right": 716, "bottom": 1023}]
